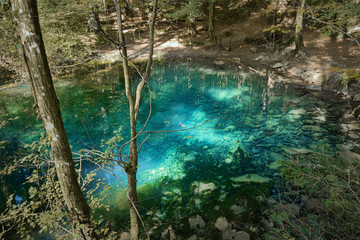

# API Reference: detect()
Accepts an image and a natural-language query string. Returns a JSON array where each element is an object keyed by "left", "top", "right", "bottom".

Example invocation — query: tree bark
[
  {"left": 11, "top": 1, "right": 97, "bottom": 239},
  {"left": 295, "top": 0, "right": 306, "bottom": 54},
  {"left": 208, "top": 0, "right": 216, "bottom": 43},
  {"left": 114, "top": 1, "right": 139, "bottom": 239},
  {"left": 114, "top": 0, "right": 157, "bottom": 239}
]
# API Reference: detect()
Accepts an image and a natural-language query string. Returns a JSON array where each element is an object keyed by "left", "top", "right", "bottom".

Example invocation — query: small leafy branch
[
  {"left": 265, "top": 152, "right": 360, "bottom": 239},
  {"left": 0, "top": 138, "right": 117, "bottom": 239}
]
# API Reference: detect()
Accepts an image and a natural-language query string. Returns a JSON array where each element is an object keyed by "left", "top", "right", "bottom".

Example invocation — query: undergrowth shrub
[{"left": 265, "top": 152, "right": 360, "bottom": 239}]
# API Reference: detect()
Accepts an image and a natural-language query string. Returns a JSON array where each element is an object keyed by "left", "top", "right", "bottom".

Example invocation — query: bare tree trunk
[
  {"left": 11, "top": 1, "right": 97, "bottom": 239},
  {"left": 295, "top": 0, "right": 306, "bottom": 54},
  {"left": 114, "top": 2, "right": 139, "bottom": 238},
  {"left": 208, "top": 0, "right": 216, "bottom": 43},
  {"left": 114, "top": 0, "right": 157, "bottom": 239}
]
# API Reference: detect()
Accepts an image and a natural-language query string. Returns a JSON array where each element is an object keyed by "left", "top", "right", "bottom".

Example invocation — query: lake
[{"left": 0, "top": 61, "right": 355, "bottom": 238}]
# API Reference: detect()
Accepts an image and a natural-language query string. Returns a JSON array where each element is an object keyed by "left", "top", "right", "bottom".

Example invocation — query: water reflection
[{"left": 0, "top": 62, "right": 347, "bottom": 189}]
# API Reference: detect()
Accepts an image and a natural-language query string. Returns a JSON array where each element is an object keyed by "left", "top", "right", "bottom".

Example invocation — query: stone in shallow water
[
  {"left": 189, "top": 215, "right": 205, "bottom": 229},
  {"left": 161, "top": 226, "right": 177, "bottom": 240},
  {"left": 337, "top": 151, "right": 360, "bottom": 161},
  {"left": 184, "top": 154, "right": 195, "bottom": 161},
  {"left": 268, "top": 161, "right": 283, "bottom": 170},
  {"left": 301, "top": 125, "right": 325, "bottom": 132},
  {"left": 219, "top": 193, "right": 227, "bottom": 201},
  {"left": 270, "top": 152, "right": 284, "bottom": 161},
  {"left": 231, "top": 174, "right": 271, "bottom": 184},
  {"left": 224, "top": 125, "right": 236, "bottom": 132},
  {"left": 230, "top": 204, "right": 245, "bottom": 215},
  {"left": 187, "top": 235, "right": 197, "bottom": 240},
  {"left": 283, "top": 147, "right": 313, "bottom": 155},
  {"left": 214, "top": 217, "right": 231, "bottom": 231},
  {"left": 273, "top": 203, "right": 300, "bottom": 217},
  {"left": 194, "top": 198, "right": 202, "bottom": 208},
  {"left": 192, "top": 181, "right": 217, "bottom": 194},
  {"left": 348, "top": 133, "right": 359, "bottom": 139},
  {"left": 222, "top": 231, "right": 250, "bottom": 240},
  {"left": 347, "top": 123, "right": 360, "bottom": 130},
  {"left": 335, "top": 144, "right": 351, "bottom": 151}
]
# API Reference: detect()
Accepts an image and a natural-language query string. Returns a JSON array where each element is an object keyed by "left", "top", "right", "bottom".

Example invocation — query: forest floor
[{"left": 95, "top": 11, "right": 360, "bottom": 88}]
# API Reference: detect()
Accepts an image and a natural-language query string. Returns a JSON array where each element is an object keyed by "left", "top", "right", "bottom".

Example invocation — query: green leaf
[{"left": 16, "top": 43, "right": 21, "bottom": 52}]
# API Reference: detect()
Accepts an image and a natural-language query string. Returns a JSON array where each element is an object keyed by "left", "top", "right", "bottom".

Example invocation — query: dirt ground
[{"left": 95, "top": 11, "right": 359, "bottom": 88}]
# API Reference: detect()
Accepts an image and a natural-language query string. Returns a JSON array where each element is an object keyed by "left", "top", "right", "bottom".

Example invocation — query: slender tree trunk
[
  {"left": 114, "top": 1, "right": 139, "bottom": 239},
  {"left": 208, "top": 0, "right": 216, "bottom": 43},
  {"left": 114, "top": 0, "right": 157, "bottom": 239},
  {"left": 11, "top": 1, "right": 97, "bottom": 239},
  {"left": 295, "top": 0, "right": 306, "bottom": 54}
]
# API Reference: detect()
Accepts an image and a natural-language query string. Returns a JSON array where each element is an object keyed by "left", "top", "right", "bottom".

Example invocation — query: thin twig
[
  {"left": 118, "top": 84, "right": 153, "bottom": 159},
  {"left": 80, "top": 152, "right": 150, "bottom": 240},
  {"left": 141, "top": 120, "right": 208, "bottom": 134},
  {"left": 306, "top": 5, "right": 360, "bottom": 50},
  {"left": 137, "top": 134, "right": 151, "bottom": 153},
  {"left": 82, "top": 120, "right": 95, "bottom": 149}
]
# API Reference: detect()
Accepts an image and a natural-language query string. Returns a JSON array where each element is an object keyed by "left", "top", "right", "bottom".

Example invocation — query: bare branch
[
  {"left": 134, "top": 0, "right": 158, "bottom": 121},
  {"left": 141, "top": 120, "right": 209, "bottom": 134},
  {"left": 79, "top": 152, "right": 151, "bottom": 240},
  {"left": 119, "top": 84, "right": 153, "bottom": 158},
  {"left": 138, "top": 134, "right": 151, "bottom": 153},
  {"left": 306, "top": 5, "right": 360, "bottom": 50}
]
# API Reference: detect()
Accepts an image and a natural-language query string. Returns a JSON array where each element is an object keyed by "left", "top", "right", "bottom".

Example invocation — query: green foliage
[
  {"left": 266, "top": 152, "right": 360, "bottom": 239},
  {"left": 331, "top": 67, "right": 360, "bottom": 87},
  {"left": 218, "top": 0, "right": 270, "bottom": 24},
  {"left": 169, "top": 0, "right": 205, "bottom": 22},
  {"left": 308, "top": 0, "right": 360, "bottom": 38},
  {"left": 0, "top": 4, "right": 24, "bottom": 84},
  {"left": 38, "top": 1, "right": 95, "bottom": 66},
  {"left": 0, "top": 137, "right": 120, "bottom": 239},
  {"left": 0, "top": 0, "right": 103, "bottom": 83}
]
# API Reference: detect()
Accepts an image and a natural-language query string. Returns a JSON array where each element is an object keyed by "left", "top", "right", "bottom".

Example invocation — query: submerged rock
[
  {"left": 222, "top": 231, "right": 250, "bottom": 240},
  {"left": 194, "top": 198, "right": 202, "bottom": 208},
  {"left": 273, "top": 203, "right": 300, "bottom": 217},
  {"left": 189, "top": 215, "right": 205, "bottom": 230},
  {"left": 187, "top": 235, "right": 198, "bottom": 240},
  {"left": 161, "top": 226, "right": 177, "bottom": 240},
  {"left": 283, "top": 147, "right": 313, "bottom": 155},
  {"left": 214, "top": 217, "right": 231, "bottom": 231},
  {"left": 219, "top": 193, "right": 227, "bottom": 202},
  {"left": 231, "top": 174, "right": 271, "bottom": 184},
  {"left": 224, "top": 125, "right": 236, "bottom": 132},
  {"left": 224, "top": 158, "right": 233, "bottom": 164},
  {"left": 268, "top": 160, "right": 283, "bottom": 170},
  {"left": 192, "top": 181, "right": 217, "bottom": 195},
  {"left": 269, "top": 152, "right": 284, "bottom": 161},
  {"left": 337, "top": 151, "right": 360, "bottom": 161},
  {"left": 230, "top": 204, "right": 245, "bottom": 215}
]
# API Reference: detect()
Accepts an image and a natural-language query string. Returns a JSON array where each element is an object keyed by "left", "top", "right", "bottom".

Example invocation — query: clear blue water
[
  {"left": 0, "top": 62, "right": 343, "bottom": 185},
  {"left": 0, "top": 61, "right": 348, "bottom": 236}
]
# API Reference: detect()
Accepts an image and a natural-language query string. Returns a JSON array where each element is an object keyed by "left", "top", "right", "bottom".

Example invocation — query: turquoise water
[
  {"left": 0, "top": 62, "right": 343, "bottom": 185},
  {"left": 0, "top": 61, "right": 348, "bottom": 237}
]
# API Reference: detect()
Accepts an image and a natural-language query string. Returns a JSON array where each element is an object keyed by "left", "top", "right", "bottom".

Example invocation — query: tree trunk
[
  {"left": 295, "top": 0, "right": 306, "bottom": 54},
  {"left": 114, "top": 1, "right": 139, "bottom": 239},
  {"left": 114, "top": 0, "right": 157, "bottom": 239},
  {"left": 11, "top": 1, "right": 97, "bottom": 239},
  {"left": 208, "top": 0, "right": 216, "bottom": 43}
]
